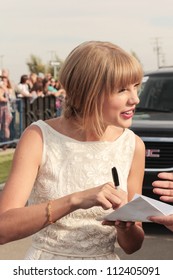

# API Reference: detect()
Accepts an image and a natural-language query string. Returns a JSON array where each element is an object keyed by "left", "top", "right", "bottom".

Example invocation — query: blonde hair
[{"left": 59, "top": 41, "right": 143, "bottom": 136}]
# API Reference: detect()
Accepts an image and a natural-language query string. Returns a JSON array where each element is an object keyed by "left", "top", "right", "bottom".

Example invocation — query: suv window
[{"left": 137, "top": 75, "right": 173, "bottom": 112}]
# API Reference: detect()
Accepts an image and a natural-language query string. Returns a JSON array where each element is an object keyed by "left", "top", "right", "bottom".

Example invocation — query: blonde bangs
[{"left": 109, "top": 54, "right": 143, "bottom": 93}]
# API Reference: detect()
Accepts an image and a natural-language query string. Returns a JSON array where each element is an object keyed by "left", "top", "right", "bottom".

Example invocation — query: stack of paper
[{"left": 99, "top": 194, "right": 173, "bottom": 222}]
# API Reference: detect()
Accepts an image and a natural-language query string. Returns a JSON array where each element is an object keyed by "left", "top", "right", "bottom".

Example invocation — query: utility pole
[{"left": 152, "top": 37, "right": 163, "bottom": 69}]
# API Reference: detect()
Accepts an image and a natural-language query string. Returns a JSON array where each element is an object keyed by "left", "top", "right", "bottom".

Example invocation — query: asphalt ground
[{"left": 0, "top": 236, "right": 32, "bottom": 260}]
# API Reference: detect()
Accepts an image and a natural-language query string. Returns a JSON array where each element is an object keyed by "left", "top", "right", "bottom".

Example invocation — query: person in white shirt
[{"left": 16, "top": 74, "right": 32, "bottom": 97}]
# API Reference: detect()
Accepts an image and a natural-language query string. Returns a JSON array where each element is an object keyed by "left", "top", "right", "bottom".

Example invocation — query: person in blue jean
[{"left": 149, "top": 172, "right": 173, "bottom": 232}]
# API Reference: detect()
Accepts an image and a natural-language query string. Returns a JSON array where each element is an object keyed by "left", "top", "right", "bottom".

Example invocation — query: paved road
[
  {"left": 0, "top": 224, "right": 172, "bottom": 260},
  {"left": 0, "top": 236, "right": 31, "bottom": 260},
  {"left": 118, "top": 223, "right": 173, "bottom": 260}
]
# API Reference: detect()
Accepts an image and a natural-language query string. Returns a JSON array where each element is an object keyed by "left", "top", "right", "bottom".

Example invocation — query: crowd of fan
[
  {"left": 0, "top": 68, "right": 66, "bottom": 101},
  {"left": 0, "top": 69, "right": 66, "bottom": 149},
  {"left": 16, "top": 72, "right": 66, "bottom": 100}
]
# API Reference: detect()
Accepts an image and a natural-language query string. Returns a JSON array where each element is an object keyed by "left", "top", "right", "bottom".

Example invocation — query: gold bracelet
[{"left": 47, "top": 200, "right": 54, "bottom": 224}]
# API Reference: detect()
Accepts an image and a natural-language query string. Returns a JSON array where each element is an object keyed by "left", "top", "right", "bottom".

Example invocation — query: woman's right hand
[{"left": 71, "top": 182, "right": 127, "bottom": 211}]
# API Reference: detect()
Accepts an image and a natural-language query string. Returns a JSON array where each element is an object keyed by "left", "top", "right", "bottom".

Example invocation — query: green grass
[{"left": 0, "top": 153, "right": 13, "bottom": 184}]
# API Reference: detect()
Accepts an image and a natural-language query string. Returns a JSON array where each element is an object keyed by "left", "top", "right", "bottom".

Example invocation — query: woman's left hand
[{"left": 102, "top": 220, "right": 135, "bottom": 231}]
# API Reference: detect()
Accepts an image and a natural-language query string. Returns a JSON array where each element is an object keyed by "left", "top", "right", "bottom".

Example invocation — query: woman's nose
[{"left": 129, "top": 90, "right": 140, "bottom": 105}]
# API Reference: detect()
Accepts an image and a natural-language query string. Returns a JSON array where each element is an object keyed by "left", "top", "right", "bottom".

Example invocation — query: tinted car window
[{"left": 138, "top": 75, "right": 173, "bottom": 111}]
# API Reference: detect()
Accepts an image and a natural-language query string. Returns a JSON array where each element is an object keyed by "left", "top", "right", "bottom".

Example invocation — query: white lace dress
[{"left": 24, "top": 120, "right": 136, "bottom": 260}]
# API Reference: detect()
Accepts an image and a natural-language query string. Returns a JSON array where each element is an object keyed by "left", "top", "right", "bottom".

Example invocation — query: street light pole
[{"left": 50, "top": 61, "right": 60, "bottom": 79}]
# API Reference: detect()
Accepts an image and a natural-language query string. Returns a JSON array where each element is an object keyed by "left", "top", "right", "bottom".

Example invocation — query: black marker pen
[{"left": 111, "top": 167, "right": 119, "bottom": 189}]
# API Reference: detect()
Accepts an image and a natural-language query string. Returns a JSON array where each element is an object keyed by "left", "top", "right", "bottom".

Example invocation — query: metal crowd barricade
[
  {"left": 0, "top": 95, "right": 57, "bottom": 148},
  {"left": 0, "top": 98, "right": 23, "bottom": 148}
]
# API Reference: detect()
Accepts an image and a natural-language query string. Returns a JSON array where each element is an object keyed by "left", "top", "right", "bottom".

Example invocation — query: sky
[{"left": 1, "top": 0, "right": 173, "bottom": 83}]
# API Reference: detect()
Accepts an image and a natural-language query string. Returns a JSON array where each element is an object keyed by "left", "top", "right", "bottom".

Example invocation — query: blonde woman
[{"left": 0, "top": 41, "right": 145, "bottom": 259}]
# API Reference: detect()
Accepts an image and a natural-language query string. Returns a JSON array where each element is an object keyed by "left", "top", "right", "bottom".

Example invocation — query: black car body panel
[{"left": 130, "top": 68, "right": 173, "bottom": 203}]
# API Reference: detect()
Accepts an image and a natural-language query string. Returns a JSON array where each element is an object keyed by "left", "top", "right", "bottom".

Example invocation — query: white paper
[{"left": 99, "top": 194, "right": 173, "bottom": 222}]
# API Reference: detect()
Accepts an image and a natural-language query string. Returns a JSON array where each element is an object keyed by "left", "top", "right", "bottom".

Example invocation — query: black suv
[{"left": 131, "top": 67, "right": 173, "bottom": 203}]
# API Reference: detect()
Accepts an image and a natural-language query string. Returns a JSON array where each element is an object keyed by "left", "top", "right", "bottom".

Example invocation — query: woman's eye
[
  {"left": 118, "top": 88, "right": 126, "bottom": 93},
  {"left": 135, "top": 83, "right": 140, "bottom": 88}
]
